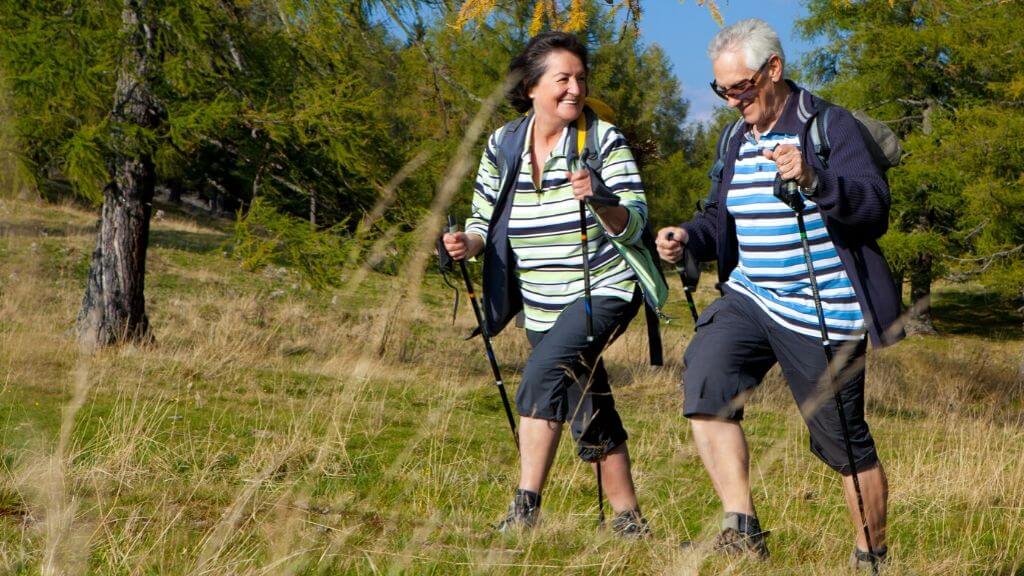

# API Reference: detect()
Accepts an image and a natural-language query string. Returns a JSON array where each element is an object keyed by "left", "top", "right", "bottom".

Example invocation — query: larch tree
[
  {"left": 799, "top": 0, "right": 1024, "bottom": 333},
  {"left": 77, "top": 0, "right": 161, "bottom": 347},
  {"left": 1, "top": 1, "right": 409, "bottom": 345}
]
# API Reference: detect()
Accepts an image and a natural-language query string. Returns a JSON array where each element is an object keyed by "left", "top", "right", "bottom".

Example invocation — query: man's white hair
[{"left": 707, "top": 18, "right": 785, "bottom": 71}]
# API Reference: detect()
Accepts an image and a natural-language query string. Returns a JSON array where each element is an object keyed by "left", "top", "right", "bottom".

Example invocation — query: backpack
[
  {"left": 811, "top": 105, "right": 902, "bottom": 172},
  {"left": 492, "top": 106, "right": 667, "bottom": 365},
  {"left": 707, "top": 99, "right": 902, "bottom": 193}
]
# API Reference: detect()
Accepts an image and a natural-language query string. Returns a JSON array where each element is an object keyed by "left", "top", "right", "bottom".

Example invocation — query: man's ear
[{"left": 771, "top": 55, "right": 784, "bottom": 82}]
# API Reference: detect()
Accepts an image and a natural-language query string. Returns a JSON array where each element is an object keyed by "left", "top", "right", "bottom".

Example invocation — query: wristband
[{"left": 799, "top": 173, "right": 819, "bottom": 197}]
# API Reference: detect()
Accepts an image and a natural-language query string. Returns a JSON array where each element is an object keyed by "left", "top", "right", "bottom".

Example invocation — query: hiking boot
[
  {"left": 849, "top": 545, "right": 887, "bottom": 571},
  {"left": 680, "top": 512, "right": 769, "bottom": 559},
  {"left": 495, "top": 488, "right": 540, "bottom": 533},
  {"left": 609, "top": 509, "right": 651, "bottom": 539},
  {"left": 711, "top": 526, "right": 769, "bottom": 559}
]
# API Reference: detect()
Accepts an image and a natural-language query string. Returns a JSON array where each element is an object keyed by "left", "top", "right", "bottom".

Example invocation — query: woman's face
[{"left": 528, "top": 50, "right": 587, "bottom": 126}]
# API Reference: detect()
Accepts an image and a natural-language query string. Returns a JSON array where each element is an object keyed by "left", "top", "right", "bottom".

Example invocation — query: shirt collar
[
  {"left": 745, "top": 83, "right": 803, "bottom": 140},
  {"left": 522, "top": 115, "right": 571, "bottom": 160}
]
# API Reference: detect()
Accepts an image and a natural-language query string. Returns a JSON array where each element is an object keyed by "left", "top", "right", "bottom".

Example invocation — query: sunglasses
[{"left": 710, "top": 56, "right": 773, "bottom": 101}]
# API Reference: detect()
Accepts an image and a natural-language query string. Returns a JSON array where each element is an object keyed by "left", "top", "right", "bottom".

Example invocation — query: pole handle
[
  {"left": 772, "top": 174, "right": 806, "bottom": 212},
  {"left": 667, "top": 232, "right": 700, "bottom": 288}
]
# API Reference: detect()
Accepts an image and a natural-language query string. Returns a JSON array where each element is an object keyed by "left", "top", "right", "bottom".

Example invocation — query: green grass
[{"left": 0, "top": 197, "right": 1022, "bottom": 574}]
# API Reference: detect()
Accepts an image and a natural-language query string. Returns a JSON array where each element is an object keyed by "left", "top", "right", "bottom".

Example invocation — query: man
[{"left": 657, "top": 18, "right": 902, "bottom": 569}]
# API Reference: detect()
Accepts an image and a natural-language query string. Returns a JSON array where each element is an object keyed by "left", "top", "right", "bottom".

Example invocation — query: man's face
[{"left": 712, "top": 50, "right": 778, "bottom": 127}]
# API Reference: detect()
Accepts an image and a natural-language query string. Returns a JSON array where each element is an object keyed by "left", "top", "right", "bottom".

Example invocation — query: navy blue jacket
[{"left": 681, "top": 86, "right": 905, "bottom": 348}]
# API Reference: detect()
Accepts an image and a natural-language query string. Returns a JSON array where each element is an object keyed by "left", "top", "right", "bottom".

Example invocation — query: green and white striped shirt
[{"left": 466, "top": 116, "right": 647, "bottom": 332}]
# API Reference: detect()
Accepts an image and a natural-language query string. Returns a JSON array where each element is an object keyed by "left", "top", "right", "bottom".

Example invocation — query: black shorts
[
  {"left": 682, "top": 285, "right": 879, "bottom": 474},
  {"left": 517, "top": 291, "right": 641, "bottom": 462}
]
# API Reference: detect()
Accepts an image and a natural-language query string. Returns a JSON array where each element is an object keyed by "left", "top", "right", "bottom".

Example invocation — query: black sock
[
  {"left": 723, "top": 511, "right": 762, "bottom": 536},
  {"left": 514, "top": 488, "right": 540, "bottom": 510},
  {"left": 855, "top": 544, "right": 888, "bottom": 560}
]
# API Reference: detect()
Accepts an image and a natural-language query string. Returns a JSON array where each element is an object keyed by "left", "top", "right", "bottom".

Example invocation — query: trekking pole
[
  {"left": 573, "top": 157, "right": 603, "bottom": 525},
  {"left": 578, "top": 198, "right": 595, "bottom": 344},
  {"left": 773, "top": 177, "right": 877, "bottom": 574},
  {"left": 578, "top": 199, "right": 604, "bottom": 525},
  {"left": 667, "top": 231, "right": 700, "bottom": 326},
  {"left": 446, "top": 215, "right": 519, "bottom": 452}
]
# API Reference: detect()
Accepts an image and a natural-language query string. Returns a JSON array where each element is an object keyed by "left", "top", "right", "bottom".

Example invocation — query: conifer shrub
[{"left": 231, "top": 198, "right": 350, "bottom": 290}]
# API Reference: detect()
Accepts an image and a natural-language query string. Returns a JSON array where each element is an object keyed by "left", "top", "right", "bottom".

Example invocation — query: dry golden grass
[{"left": 0, "top": 196, "right": 1022, "bottom": 575}]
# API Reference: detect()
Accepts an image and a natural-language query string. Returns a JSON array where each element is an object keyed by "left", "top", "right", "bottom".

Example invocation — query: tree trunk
[
  {"left": 1019, "top": 287, "right": 1024, "bottom": 382},
  {"left": 906, "top": 249, "right": 937, "bottom": 335},
  {"left": 77, "top": 0, "right": 160, "bottom": 349},
  {"left": 309, "top": 189, "right": 317, "bottom": 228},
  {"left": 168, "top": 179, "right": 182, "bottom": 204},
  {"left": 893, "top": 267, "right": 905, "bottom": 304},
  {"left": 905, "top": 99, "right": 938, "bottom": 336}
]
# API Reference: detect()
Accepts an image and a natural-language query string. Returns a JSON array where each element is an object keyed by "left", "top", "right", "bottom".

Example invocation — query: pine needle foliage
[
  {"left": 800, "top": 0, "right": 1024, "bottom": 310},
  {"left": 0, "top": 1, "right": 118, "bottom": 202},
  {"left": 456, "top": 0, "right": 724, "bottom": 34},
  {"left": 0, "top": 1, "right": 405, "bottom": 225},
  {"left": 232, "top": 198, "right": 351, "bottom": 290}
]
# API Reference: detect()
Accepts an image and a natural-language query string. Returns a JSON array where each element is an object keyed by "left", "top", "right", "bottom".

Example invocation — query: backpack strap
[
  {"left": 494, "top": 114, "right": 532, "bottom": 207},
  {"left": 581, "top": 106, "right": 602, "bottom": 169},
  {"left": 701, "top": 118, "right": 744, "bottom": 211},
  {"left": 793, "top": 87, "right": 833, "bottom": 170},
  {"left": 567, "top": 106, "right": 602, "bottom": 171},
  {"left": 639, "top": 226, "right": 665, "bottom": 366},
  {"left": 577, "top": 109, "right": 588, "bottom": 161},
  {"left": 708, "top": 118, "right": 744, "bottom": 184},
  {"left": 708, "top": 120, "right": 733, "bottom": 181},
  {"left": 643, "top": 289, "right": 663, "bottom": 366},
  {"left": 808, "top": 104, "right": 833, "bottom": 170},
  {"left": 584, "top": 107, "right": 602, "bottom": 170}
]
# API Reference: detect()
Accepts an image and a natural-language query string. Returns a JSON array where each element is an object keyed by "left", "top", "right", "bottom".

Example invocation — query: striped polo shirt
[
  {"left": 725, "top": 96, "right": 865, "bottom": 341},
  {"left": 466, "top": 116, "right": 646, "bottom": 332}
]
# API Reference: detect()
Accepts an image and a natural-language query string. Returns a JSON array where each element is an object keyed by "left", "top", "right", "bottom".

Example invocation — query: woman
[{"left": 443, "top": 31, "right": 659, "bottom": 536}]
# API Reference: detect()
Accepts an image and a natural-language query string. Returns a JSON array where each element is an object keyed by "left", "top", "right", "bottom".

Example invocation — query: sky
[
  {"left": 639, "top": 0, "right": 820, "bottom": 123},
  {"left": 378, "top": 1, "right": 821, "bottom": 126}
]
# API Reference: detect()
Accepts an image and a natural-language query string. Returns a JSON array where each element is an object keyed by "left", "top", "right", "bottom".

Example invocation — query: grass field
[{"left": 1, "top": 197, "right": 1022, "bottom": 575}]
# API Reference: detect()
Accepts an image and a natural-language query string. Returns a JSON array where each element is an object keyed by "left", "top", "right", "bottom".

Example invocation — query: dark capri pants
[
  {"left": 517, "top": 290, "right": 641, "bottom": 462},
  {"left": 682, "top": 285, "right": 879, "bottom": 474}
]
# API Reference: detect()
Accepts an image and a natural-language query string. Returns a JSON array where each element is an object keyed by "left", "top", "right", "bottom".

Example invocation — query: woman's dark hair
[{"left": 508, "top": 31, "right": 589, "bottom": 113}]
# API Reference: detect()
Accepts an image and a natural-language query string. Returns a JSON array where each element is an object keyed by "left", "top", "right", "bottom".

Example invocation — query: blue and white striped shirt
[{"left": 725, "top": 113, "right": 865, "bottom": 341}]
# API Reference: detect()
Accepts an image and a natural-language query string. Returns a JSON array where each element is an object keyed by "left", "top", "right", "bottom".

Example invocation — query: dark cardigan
[{"left": 681, "top": 85, "right": 905, "bottom": 348}]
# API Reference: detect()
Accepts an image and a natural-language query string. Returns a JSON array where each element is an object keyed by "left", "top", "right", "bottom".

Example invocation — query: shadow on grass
[
  {"left": 153, "top": 197, "right": 235, "bottom": 233},
  {"left": 148, "top": 228, "right": 227, "bottom": 255},
  {"left": 866, "top": 399, "right": 925, "bottom": 421},
  {"left": 0, "top": 219, "right": 96, "bottom": 239},
  {"left": 930, "top": 289, "right": 1023, "bottom": 340},
  {"left": 0, "top": 215, "right": 228, "bottom": 256}
]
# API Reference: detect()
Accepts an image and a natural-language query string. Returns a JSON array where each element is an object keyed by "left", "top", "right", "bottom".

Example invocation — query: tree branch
[
  {"left": 944, "top": 244, "right": 1024, "bottom": 281},
  {"left": 382, "top": 0, "right": 483, "bottom": 104},
  {"left": 962, "top": 218, "right": 991, "bottom": 242}
]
